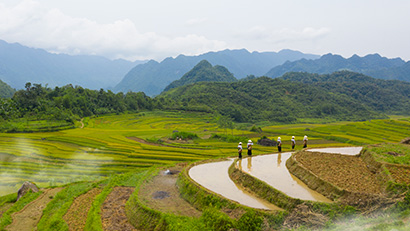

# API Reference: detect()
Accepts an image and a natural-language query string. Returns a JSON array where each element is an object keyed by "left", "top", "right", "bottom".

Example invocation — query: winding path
[
  {"left": 189, "top": 147, "right": 362, "bottom": 210},
  {"left": 189, "top": 159, "right": 281, "bottom": 210}
]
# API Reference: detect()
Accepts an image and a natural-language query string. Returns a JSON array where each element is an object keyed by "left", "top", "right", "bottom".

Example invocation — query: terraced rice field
[{"left": 1, "top": 112, "right": 409, "bottom": 196}]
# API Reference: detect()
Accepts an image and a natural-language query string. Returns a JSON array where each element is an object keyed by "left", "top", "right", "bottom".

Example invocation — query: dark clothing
[
  {"left": 303, "top": 144, "right": 307, "bottom": 148},
  {"left": 278, "top": 146, "right": 282, "bottom": 152},
  {"left": 247, "top": 149, "right": 252, "bottom": 156},
  {"left": 292, "top": 144, "right": 295, "bottom": 150}
]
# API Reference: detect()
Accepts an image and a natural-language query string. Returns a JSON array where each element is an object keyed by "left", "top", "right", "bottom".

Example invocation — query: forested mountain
[
  {"left": 163, "top": 60, "right": 237, "bottom": 92},
  {"left": 0, "top": 40, "right": 144, "bottom": 90},
  {"left": 0, "top": 83, "right": 156, "bottom": 126},
  {"left": 366, "top": 61, "right": 410, "bottom": 82},
  {"left": 265, "top": 53, "right": 409, "bottom": 81},
  {"left": 159, "top": 75, "right": 388, "bottom": 123},
  {"left": 114, "top": 49, "right": 319, "bottom": 96},
  {"left": 280, "top": 71, "right": 410, "bottom": 115},
  {"left": 0, "top": 79, "right": 15, "bottom": 98}
]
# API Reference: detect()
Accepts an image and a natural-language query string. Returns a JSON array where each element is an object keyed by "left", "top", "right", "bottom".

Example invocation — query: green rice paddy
[{"left": 1, "top": 111, "right": 410, "bottom": 196}]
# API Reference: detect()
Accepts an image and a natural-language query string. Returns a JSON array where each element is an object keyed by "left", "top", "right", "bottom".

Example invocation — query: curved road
[{"left": 189, "top": 147, "right": 362, "bottom": 210}]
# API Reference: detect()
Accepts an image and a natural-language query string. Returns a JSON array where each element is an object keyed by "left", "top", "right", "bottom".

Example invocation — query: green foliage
[
  {"left": 0, "top": 193, "right": 16, "bottom": 207},
  {"left": 236, "top": 211, "right": 263, "bottom": 231},
  {"left": 160, "top": 75, "right": 387, "bottom": 123},
  {"left": 171, "top": 131, "right": 199, "bottom": 140},
  {"left": 200, "top": 208, "right": 234, "bottom": 231},
  {"left": 392, "top": 191, "right": 410, "bottom": 214},
  {"left": 0, "top": 190, "right": 42, "bottom": 230},
  {"left": 163, "top": 60, "right": 237, "bottom": 92},
  {"left": 281, "top": 71, "right": 410, "bottom": 115},
  {"left": 250, "top": 125, "right": 262, "bottom": 133},
  {"left": 1, "top": 83, "right": 156, "bottom": 131},
  {"left": 366, "top": 143, "right": 410, "bottom": 165},
  {"left": 0, "top": 79, "right": 15, "bottom": 98},
  {"left": 210, "top": 133, "right": 247, "bottom": 143}
]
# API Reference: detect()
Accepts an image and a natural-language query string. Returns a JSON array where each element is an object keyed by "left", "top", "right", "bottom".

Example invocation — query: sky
[{"left": 1, "top": 0, "right": 409, "bottom": 62}]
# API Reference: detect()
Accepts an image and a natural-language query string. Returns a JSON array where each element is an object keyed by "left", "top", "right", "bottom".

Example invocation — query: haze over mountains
[
  {"left": 266, "top": 53, "right": 410, "bottom": 82},
  {"left": 1, "top": 39, "right": 410, "bottom": 98},
  {"left": 0, "top": 40, "right": 144, "bottom": 90}
]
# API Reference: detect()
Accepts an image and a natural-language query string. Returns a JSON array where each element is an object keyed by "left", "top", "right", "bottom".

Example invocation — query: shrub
[
  {"left": 171, "top": 131, "right": 199, "bottom": 140},
  {"left": 210, "top": 134, "right": 247, "bottom": 143},
  {"left": 236, "top": 211, "right": 263, "bottom": 231},
  {"left": 200, "top": 208, "right": 234, "bottom": 231}
]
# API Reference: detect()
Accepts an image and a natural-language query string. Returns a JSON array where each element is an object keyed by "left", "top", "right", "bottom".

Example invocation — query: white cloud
[
  {"left": 242, "top": 26, "right": 330, "bottom": 44},
  {"left": 185, "top": 17, "right": 208, "bottom": 26},
  {"left": 0, "top": 0, "right": 226, "bottom": 61}
]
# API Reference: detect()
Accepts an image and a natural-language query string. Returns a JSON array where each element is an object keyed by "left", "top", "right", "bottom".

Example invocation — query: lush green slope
[
  {"left": 280, "top": 71, "right": 410, "bottom": 115},
  {"left": 160, "top": 76, "right": 384, "bottom": 123},
  {"left": 265, "top": 53, "right": 409, "bottom": 82},
  {"left": 0, "top": 79, "right": 15, "bottom": 98},
  {"left": 0, "top": 83, "right": 156, "bottom": 132},
  {"left": 163, "top": 60, "right": 237, "bottom": 92}
]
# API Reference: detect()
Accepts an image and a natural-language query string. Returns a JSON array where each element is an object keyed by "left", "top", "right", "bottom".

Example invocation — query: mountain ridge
[
  {"left": 265, "top": 53, "right": 408, "bottom": 81},
  {"left": 0, "top": 40, "right": 144, "bottom": 90},
  {"left": 114, "top": 48, "right": 319, "bottom": 96}
]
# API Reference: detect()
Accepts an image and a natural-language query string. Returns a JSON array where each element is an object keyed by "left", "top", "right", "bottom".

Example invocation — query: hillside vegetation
[
  {"left": 160, "top": 76, "right": 386, "bottom": 123},
  {"left": 2, "top": 71, "right": 410, "bottom": 131},
  {"left": 163, "top": 60, "right": 237, "bottom": 92},
  {"left": 0, "top": 79, "right": 15, "bottom": 98},
  {"left": 280, "top": 71, "right": 410, "bottom": 115}
]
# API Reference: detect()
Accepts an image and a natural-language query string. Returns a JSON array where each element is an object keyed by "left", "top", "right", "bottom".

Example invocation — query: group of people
[
  {"left": 276, "top": 135, "right": 308, "bottom": 152},
  {"left": 237, "top": 140, "right": 253, "bottom": 158},
  {"left": 238, "top": 136, "right": 308, "bottom": 158}
]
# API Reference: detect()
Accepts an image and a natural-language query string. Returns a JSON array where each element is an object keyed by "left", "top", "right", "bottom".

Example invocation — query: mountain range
[
  {"left": 2, "top": 39, "right": 410, "bottom": 98},
  {"left": 266, "top": 53, "right": 410, "bottom": 81},
  {"left": 114, "top": 49, "right": 319, "bottom": 96},
  {"left": 0, "top": 40, "right": 144, "bottom": 90}
]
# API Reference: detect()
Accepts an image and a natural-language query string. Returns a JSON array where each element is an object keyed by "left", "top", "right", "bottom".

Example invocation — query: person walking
[
  {"left": 247, "top": 140, "right": 253, "bottom": 156},
  {"left": 238, "top": 142, "right": 243, "bottom": 158},
  {"left": 277, "top": 137, "right": 282, "bottom": 152},
  {"left": 291, "top": 136, "right": 296, "bottom": 150},
  {"left": 303, "top": 135, "right": 308, "bottom": 148}
]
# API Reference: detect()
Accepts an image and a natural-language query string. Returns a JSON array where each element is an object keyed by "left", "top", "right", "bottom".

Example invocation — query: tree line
[{"left": 2, "top": 70, "right": 410, "bottom": 128}]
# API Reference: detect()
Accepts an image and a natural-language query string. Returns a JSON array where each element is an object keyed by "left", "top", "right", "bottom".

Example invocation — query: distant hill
[
  {"left": 0, "top": 40, "right": 144, "bottom": 90},
  {"left": 159, "top": 73, "right": 392, "bottom": 123},
  {"left": 280, "top": 71, "right": 410, "bottom": 115},
  {"left": 163, "top": 60, "right": 237, "bottom": 92},
  {"left": 0, "top": 79, "right": 15, "bottom": 98},
  {"left": 114, "top": 49, "right": 319, "bottom": 96},
  {"left": 265, "top": 53, "right": 409, "bottom": 81}
]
